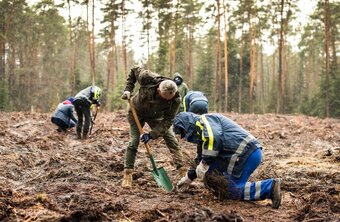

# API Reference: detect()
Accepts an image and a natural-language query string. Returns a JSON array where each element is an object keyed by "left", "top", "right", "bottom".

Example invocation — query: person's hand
[
  {"left": 121, "top": 91, "right": 131, "bottom": 100},
  {"left": 196, "top": 161, "right": 209, "bottom": 180},
  {"left": 140, "top": 133, "right": 152, "bottom": 144},
  {"left": 176, "top": 174, "right": 192, "bottom": 191}
]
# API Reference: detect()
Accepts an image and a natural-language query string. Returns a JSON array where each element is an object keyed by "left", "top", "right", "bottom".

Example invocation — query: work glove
[
  {"left": 196, "top": 161, "right": 209, "bottom": 181},
  {"left": 176, "top": 174, "right": 192, "bottom": 191},
  {"left": 140, "top": 133, "right": 152, "bottom": 144},
  {"left": 121, "top": 91, "right": 131, "bottom": 100}
]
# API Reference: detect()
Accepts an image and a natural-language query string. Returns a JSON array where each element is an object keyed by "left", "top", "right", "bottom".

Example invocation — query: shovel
[
  {"left": 128, "top": 99, "right": 173, "bottom": 192},
  {"left": 89, "top": 105, "right": 99, "bottom": 135}
]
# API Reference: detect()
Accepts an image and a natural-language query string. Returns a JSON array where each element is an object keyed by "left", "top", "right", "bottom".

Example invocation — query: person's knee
[{"left": 127, "top": 141, "right": 139, "bottom": 152}]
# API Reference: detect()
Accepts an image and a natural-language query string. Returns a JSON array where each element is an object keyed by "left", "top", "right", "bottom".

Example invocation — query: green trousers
[{"left": 124, "top": 112, "right": 183, "bottom": 170}]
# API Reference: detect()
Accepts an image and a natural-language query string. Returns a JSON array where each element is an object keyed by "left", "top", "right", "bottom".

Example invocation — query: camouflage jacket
[{"left": 124, "top": 67, "right": 181, "bottom": 139}]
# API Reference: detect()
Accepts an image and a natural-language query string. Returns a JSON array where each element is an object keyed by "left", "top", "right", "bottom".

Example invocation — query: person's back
[
  {"left": 183, "top": 91, "right": 208, "bottom": 114},
  {"left": 51, "top": 98, "right": 77, "bottom": 132},
  {"left": 128, "top": 68, "right": 180, "bottom": 121},
  {"left": 75, "top": 86, "right": 100, "bottom": 105}
]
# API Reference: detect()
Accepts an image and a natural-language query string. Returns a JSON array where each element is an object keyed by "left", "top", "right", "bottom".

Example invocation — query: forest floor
[{"left": 0, "top": 111, "right": 339, "bottom": 222}]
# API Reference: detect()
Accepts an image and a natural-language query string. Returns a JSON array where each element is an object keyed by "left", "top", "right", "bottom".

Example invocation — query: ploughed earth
[{"left": 0, "top": 111, "right": 339, "bottom": 222}]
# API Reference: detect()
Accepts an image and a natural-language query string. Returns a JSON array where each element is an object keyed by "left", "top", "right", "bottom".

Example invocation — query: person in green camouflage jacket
[
  {"left": 121, "top": 66, "right": 184, "bottom": 188},
  {"left": 173, "top": 72, "right": 189, "bottom": 112}
]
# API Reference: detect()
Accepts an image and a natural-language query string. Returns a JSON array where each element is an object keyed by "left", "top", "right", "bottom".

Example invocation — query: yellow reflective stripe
[
  {"left": 183, "top": 95, "right": 188, "bottom": 112},
  {"left": 195, "top": 121, "right": 206, "bottom": 151},
  {"left": 200, "top": 115, "right": 214, "bottom": 151},
  {"left": 195, "top": 121, "right": 205, "bottom": 140}
]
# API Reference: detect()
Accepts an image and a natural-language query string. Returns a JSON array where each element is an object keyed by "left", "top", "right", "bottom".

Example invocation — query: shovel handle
[
  {"left": 89, "top": 105, "right": 99, "bottom": 135},
  {"left": 128, "top": 99, "right": 152, "bottom": 156}
]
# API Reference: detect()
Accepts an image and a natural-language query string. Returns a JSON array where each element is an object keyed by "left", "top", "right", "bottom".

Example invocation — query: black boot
[{"left": 271, "top": 178, "right": 282, "bottom": 209}]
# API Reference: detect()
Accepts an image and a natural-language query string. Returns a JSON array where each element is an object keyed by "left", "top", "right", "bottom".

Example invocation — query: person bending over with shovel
[
  {"left": 73, "top": 86, "right": 102, "bottom": 140},
  {"left": 173, "top": 112, "right": 282, "bottom": 209},
  {"left": 121, "top": 66, "right": 185, "bottom": 188}
]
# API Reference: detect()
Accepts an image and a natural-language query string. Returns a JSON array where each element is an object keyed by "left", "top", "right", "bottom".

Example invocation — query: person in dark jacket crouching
[
  {"left": 51, "top": 97, "right": 78, "bottom": 132},
  {"left": 173, "top": 112, "right": 282, "bottom": 209}
]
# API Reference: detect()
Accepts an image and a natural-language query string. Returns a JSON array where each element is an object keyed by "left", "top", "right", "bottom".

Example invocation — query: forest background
[{"left": 0, "top": 0, "right": 339, "bottom": 118}]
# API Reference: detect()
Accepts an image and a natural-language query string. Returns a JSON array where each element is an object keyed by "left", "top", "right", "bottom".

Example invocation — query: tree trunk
[
  {"left": 306, "top": 49, "right": 311, "bottom": 97},
  {"left": 0, "top": 26, "right": 6, "bottom": 81},
  {"left": 324, "top": 0, "right": 330, "bottom": 117},
  {"left": 185, "top": 19, "right": 190, "bottom": 85},
  {"left": 248, "top": 3, "right": 256, "bottom": 114},
  {"left": 189, "top": 26, "right": 193, "bottom": 86},
  {"left": 107, "top": 15, "right": 116, "bottom": 105},
  {"left": 223, "top": 0, "right": 228, "bottom": 113},
  {"left": 276, "top": 0, "right": 284, "bottom": 114},
  {"left": 91, "top": 0, "right": 96, "bottom": 85},
  {"left": 86, "top": 2, "right": 93, "bottom": 85},
  {"left": 216, "top": 0, "right": 222, "bottom": 112},
  {"left": 121, "top": 0, "right": 127, "bottom": 79},
  {"left": 260, "top": 44, "right": 265, "bottom": 113},
  {"left": 67, "top": 0, "right": 74, "bottom": 94},
  {"left": 238, "top": 0, "right": 245, "bottom": 113}
]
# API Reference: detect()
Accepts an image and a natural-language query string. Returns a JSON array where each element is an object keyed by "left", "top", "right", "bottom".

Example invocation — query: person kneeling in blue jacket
[
  {"left": 51, "top": 97, "right": 78, "bottom": 132},
  {"left": 173, "top": 112, "right": 282, "bottom": 209}
]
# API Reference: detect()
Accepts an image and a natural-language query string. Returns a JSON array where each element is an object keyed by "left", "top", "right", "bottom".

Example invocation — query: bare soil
[{"left": 0, "top": 111, "right": 339, "bottom": 222}]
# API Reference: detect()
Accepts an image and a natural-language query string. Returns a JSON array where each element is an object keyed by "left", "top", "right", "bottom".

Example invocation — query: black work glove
[{"left": 140, "top": 133, "right": 152, "bottom": 144}]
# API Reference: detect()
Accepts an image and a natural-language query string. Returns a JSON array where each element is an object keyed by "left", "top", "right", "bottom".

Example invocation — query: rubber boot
[
  {"left": 122, "top": 169, "right": 133, "bottom": 188},
  {"left": 83, "top": 132, "right": 88, "bottom": 140},
  {"left": 77, "top": 131, "right": 82, "bottom": 139},
  {"left": 271, "top": 178, "right": 282, "bottom": 209}
]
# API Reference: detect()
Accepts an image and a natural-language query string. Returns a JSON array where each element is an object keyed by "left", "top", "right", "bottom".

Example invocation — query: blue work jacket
[{"left": 173, "top": 112, "right": 261, "bottom": 177}]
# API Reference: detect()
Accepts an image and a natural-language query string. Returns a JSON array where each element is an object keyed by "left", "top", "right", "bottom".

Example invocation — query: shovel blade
[{"left": 152, "top": 167, "right": 173, "bottom": 192}]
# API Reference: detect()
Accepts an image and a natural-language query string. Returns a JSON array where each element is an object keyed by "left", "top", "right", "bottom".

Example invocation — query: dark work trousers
[
  {"left": 51, "top": 117, "right": 76, "bottom": 130},
  {"left": 73, "top": 99, "right": 91, "bottom": 137}
]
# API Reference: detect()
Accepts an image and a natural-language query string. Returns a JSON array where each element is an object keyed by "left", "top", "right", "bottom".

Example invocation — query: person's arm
[
  {"left": 184, "top": 83, "right": 189, "bottom": 95},
  {"left": 124, "top": 67, "right": 142, "bottom": 92},
  {"left": 70, "top": 107, "right": 78, "bottom": 123}
]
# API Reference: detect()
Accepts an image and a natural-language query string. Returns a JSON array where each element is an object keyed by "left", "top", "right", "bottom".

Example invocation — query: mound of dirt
[{"left": 0, "top": 111, "right": 339, "bottom": 221}]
